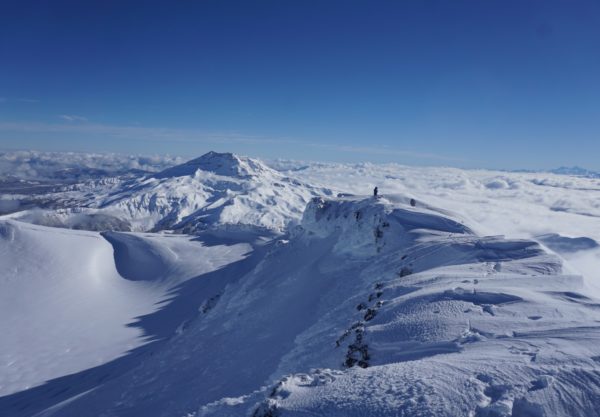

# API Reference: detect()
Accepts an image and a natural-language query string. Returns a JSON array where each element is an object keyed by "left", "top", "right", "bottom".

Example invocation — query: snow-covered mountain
[
  {"left": 2, "top": 152, "right": 600, "bottom": 417},
  {"left": 2, "top": 194, "right": 600, "bottom": 417},
  {"left": 6, "top": 152, "right": 331, "bottom": 233}
]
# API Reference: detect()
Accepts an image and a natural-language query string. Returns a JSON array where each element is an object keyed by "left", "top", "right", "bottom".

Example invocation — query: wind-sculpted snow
[
  {"left": 0, "top": 221, "right": 157, "bottom": 397},
  {"left": 10, "top": 195, "right": 599, "bottom": 417},
  {"left": 302, "top": 195, "right": 470, "bottom": 257},
  {"left": 0, "top": 221, "right": 259, "bottom": 404},
  {"left": 217, "top": 198, "right": 599, "bottom": 417},
  {"left": 536, "top": 233, "right": 599, "bottom": 254}
]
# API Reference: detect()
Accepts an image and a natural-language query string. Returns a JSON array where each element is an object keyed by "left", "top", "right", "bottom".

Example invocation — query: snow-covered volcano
[
  {"left": 9, "top": 152, "right": 331, "bottom": 233},
  {"left": 5, "top": 194, "right": 599, "bottom": 417},
  {"left": 153, "top": 151, "right": 272, "bottom": 179}
]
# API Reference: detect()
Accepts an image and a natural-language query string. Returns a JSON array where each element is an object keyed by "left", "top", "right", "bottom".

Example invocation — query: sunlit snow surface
[
  {"left": 273, "top": 161, "right": 600, "bottom": 295},
  {"left": 1, "top": 152, "right": 600, "bottom": 417}
]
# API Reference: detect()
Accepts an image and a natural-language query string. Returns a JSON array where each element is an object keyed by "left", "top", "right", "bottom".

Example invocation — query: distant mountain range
[
  {"left": 548, "top": 166, "right": 600, "bottom": 178},
  {"left": 510, "top": 166, "right": 600, "bottom": 178}
]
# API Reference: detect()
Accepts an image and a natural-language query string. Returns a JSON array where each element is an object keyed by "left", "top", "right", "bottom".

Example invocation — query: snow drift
[{"left": 0, "top": 220, "right": 261, "bottom": 405}]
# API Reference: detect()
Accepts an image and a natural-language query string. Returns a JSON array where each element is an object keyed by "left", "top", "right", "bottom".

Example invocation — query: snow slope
[
  {"left": 6, "top": 152, "right": 330, "bottom": 233},
  {"left": 0, "top": 219, "right": 265, "bottom": 406},
  {"left": 12, "top": 195, "right": 599, "bottom": 417},
  {"left": 0, "top": 220, "right": 156, "bottom": 397}
]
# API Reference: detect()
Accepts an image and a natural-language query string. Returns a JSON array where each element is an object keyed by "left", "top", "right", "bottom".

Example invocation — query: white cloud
[
  {"left": 0, "top": 149, "right": 184, "bottom": 180},
  {"left": 59, "top": 115, "right": 88, "bottom": 122},
  {"left": 0, "top": 98, "right": 40, "bottom": 103}
]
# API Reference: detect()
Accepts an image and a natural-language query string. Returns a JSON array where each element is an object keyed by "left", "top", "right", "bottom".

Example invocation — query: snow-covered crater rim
[
  {"left": 300, "top": 195, "right": 472, "bottom": 236},
  {"left": 295, "top": 195, "right": 475, "bottom": 258}
]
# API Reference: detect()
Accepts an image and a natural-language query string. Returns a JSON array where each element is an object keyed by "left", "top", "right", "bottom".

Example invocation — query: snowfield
[{"left": 1, "top": 151, "right": 600, "bottom": 417}]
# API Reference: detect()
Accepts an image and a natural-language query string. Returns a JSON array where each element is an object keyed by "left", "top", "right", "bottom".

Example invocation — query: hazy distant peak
[{"left": 550, "top": 166, "right": 600, "bottom": 178}]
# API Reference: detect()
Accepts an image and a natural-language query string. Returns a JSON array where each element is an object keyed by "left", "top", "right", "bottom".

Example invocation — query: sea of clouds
[{"left": 0, "top": 150, "right": 184, "bottom": 180}]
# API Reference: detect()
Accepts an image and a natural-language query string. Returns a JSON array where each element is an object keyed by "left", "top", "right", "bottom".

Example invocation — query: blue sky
[{"left": 1, "top": 0, "right": 599, "bottom": 169}]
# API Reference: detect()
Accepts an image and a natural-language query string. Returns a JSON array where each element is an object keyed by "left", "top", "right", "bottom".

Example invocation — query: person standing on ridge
[{"left": 373, "top": 187, "right": 378, "bottom": 197}]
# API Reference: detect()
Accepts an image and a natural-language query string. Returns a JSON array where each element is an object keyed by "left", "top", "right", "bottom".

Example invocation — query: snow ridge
[
  {"left": 301, "top": 195, "right": 470, "bottom": 256},
  {"left": 9, "top": 195, "right": 597, "bottom": 417}
]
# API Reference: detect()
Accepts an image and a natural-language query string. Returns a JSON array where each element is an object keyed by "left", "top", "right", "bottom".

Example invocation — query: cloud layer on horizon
[{"left": 0, "top": 150, "right": 183, "bottom": 180}]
